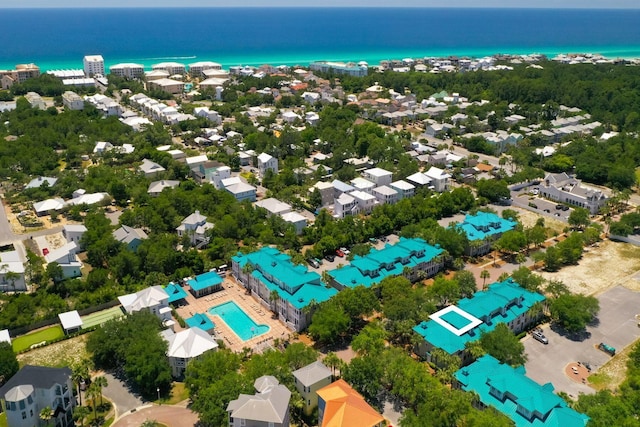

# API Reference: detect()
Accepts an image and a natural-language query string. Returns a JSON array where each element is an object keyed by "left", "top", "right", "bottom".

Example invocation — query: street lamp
[{"left": 157, "top": 387, "right": 160, "bottom": 402}]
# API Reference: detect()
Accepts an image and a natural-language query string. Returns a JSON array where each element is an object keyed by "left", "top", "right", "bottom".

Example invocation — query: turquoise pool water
[{"left": 208, "top": 301, "right": 269, "bottom": 342}]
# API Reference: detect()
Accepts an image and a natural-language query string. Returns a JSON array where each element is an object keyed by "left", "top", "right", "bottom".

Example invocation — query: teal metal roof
[
  {"left": 188, "top": 271, "right": 223, "bottom": 291},
  {"left": 457, "top": 211, "right": 517, "bottom": 242},
  {"left": 413, "top": 279, "right": 546, "bottom": 354},
  {"left": 455, "top": 355, "right": 589, "bottom": 427},
  {"left": 328, "top": 237, "right": 444, "bottom": 289},
  {"left": 185, "top": 313, "right": 215, "bottom": 332},
  {"left": 164, "top": 282, "right": 188, "bottom": 303},
  {"left": 234, "top": 247, "right": 337, "bottom": 309}
]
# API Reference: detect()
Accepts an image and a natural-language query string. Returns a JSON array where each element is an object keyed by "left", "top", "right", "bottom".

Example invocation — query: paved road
[
  {"left": 101, "top": 373, "right": 145, "bottom": 419},
  {"left": 0, "top": 197, "right": 15, "bottom": 245},
  {"left": 112, "top": 405, "right": 198, "bottom": 427}
]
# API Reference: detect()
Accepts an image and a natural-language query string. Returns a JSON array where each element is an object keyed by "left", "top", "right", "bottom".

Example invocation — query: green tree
[
  {"left": 475, "top": 179, "right": 510, "bottom": 202},
  {"left": 308, "top": 303, "right": 350, "bottom": 345},
  {"left": 351, "top": 321, "right": 387, "bottom": 357},
  {"left": 93, "top": 376, "right": 108, "bottom": 406},
  {"left": 480, "top": 269, "right": 491, "bottom": 289},
  {"left": 73, "top": 405, "right": 90, "bottom": 427},
  {"left": 568, "top": 207, "right": 591, "bottom": 230},
  {"left": 479, "top": 323, "right": 526, "bottom": 367},
  {"left": 510, "top": 266, "right": 544, "bottom": 292},
  {"left": 0, "top": 342, "right": 19, "bottom": 386},
  {"left": 549, "top": 294, "right": 600, "bottom": 333}
]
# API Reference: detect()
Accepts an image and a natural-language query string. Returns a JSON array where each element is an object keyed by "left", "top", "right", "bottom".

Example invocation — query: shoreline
[{"left": 3, "top": 48, "right": 640, "bottom": 74}]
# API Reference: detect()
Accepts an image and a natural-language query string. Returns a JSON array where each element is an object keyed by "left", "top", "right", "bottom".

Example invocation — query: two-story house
[
  {"left": 161, "top": 327, "right": 218, "bottom": 378},
  {"left": 176, "top": 211, "right": 214, "bottom": 246},
  {"left": 227, "top": 376, "right": 291, "bottom": 427},
  {"left": 293, "top": 361, "right": 332, "bottom": 414},
  {"left": 118, "top": 285, "right": 171, "bottom": 322}
]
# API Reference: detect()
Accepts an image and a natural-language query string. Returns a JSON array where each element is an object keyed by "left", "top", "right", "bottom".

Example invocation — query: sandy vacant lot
[
  {"left": 17, "top": 334, "right": 89, "bottom": 368},
  {"left": 539, "top": 240, "right": 640, "bottom": 296}
]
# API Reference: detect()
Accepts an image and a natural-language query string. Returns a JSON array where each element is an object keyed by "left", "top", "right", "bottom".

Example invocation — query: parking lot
[
  {"left": 510, "top": 187, "right": 572, "bottom": 222},
  {"left": 310, "top": 234, "right": 401, "bottom": 274},
  {"left": 523, "top": 286, "right": 640, "bottom": 398}
]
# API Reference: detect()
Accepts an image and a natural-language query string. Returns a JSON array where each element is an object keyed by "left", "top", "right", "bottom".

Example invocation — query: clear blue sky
[{"left": 2, "top": 0, "right": 639, "bottom": 7}]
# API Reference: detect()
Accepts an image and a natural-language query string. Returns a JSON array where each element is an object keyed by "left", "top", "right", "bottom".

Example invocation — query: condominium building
[
  {"left": 189, "top": 61, "right": 222, "bottom": 78},
  {"left": 456, "top": 211, "right": 517, "bottom": 257},
  {"left": 152, "top": 62, "right": 186, "bottom": 76},
  {"left": 0, "top": 64, "right": 41, "bottom": 89},
  {"left": 109, "top": 63, "right": 145, "bottom": 79},
  {"left": 83, "top": 55, "right": 105, "bottom": 76},
  {"left": 310, "top": 61, "right": 368, "bottom": 77},
  {"left": 232, "top": 247, "right": 337, "bottom": 332}
]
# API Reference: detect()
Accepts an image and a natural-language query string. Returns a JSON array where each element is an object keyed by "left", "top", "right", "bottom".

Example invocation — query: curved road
[{"left": 112, "top": 405, "right": 198, "bottom": 427}]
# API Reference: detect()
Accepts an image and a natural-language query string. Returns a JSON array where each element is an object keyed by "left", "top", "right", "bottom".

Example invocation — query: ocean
[{"left": 1, "top": 7, "right": 640, "bottom": 72}]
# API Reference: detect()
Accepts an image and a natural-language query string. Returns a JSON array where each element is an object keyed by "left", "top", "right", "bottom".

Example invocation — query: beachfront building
[
  {"left": 0, "top": 365, "right": 75, "bottom": 427},
  {"left": 539, "top": 172, "right": 608, "bottom": 214},
  {"left": 413, "top": 279, "right": 546, "bottom": 365},
  {"left": 317, "top": 379, "right": 384, "bottom": 427},
  {"left": 109, "top": 63, "right": 145, "bottom": 79},
  {"left": 309, "top": 61, "right": 368, "bottom": 77},
  {"left": 152, "top": 62, "right": 186, "bottom": 76},
  {"left": 456, "top": 211, "right": 518, "bottom": 257},
  {"left": 232, "top": 247, "right": 337, "bottom": 332},
  {"left": 147, "top": 78, "right": 185, "bottom": 95},
  {"left": 227, "top": 376, "right": 291, "bottom": 427},
  {"left": 293, "top": 361, "right": 333, "bottom": 415},
  {"left": 455, "top": 355, "right": 589, "bottom": 427},
  {"left": 61, "top": 91, "right": 84, "bottom": 110},
  {"left": 186, "top": 271, "right": 223, "bottom": 298},
  {"left": 161, "top": 327, "right": 218, "bottom": 378},
  {"left": 83, "top": 55, "right": 104, "bottom": 76},
  {"left": 118, "top": 285, "right": 171, "bottom": 322},
  {"left": 176, "top": 210, "right": 214, "bottom": 246},
  {"left": 327, "top": 237, "right": 445, "bottom": 290},
  {"left": 189, "top": 61, "right": 222, "bottom": 78},
  {"left": 0, "top": 64, "right": 40, "bottom": 89}
]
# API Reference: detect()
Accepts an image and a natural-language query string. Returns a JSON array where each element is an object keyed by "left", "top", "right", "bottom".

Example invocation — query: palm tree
[
  {"left": 39, "top": 406, "right": 53, "bottom": 426},
  {"left": 269, "top": 290, "right": 279, "bottom": 317},
  {"left": 480, "top": 269, "right": 490, "bottom": 289},
  {"left": 74, "top": 406, "right": 90, "bottom": 427},
  {"left": 93, "top": 376, "right": 108, "bottom": 407},
  {"left": 324, "top": 352, "right": 341, "bottom": 380},
  {"left": 71, "top": 358, "right": 92, "bottom": 407},
  {"left": 86, "top": 383, "right": 100, "bottom": 420}
]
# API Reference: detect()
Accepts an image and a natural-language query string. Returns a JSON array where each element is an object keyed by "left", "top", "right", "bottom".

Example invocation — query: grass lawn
[
  {"left": 157, "top": 382, "right": 189, "bottom": 405},
  {"left": 0, "top": 412, "right": 7, "bottom": 427},
  {"left": 12, "top": 325, "right": 64, "bottom": 353}
]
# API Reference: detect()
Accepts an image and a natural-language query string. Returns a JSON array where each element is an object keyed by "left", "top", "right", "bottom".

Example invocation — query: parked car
[
  {"left": 307, "top": 258, "right": 320, "bottom": 268},
  {"left": 314, "top": 257, "right": 323, "bottom": 266},
  {"left": 532, "top": 331, "right": 549, "bottom": 344},
  {"left": 561, "top": 205, "right": 570, "bottom": 211},
  {"left": 340, "top": 247, "right": 351, "bottom": 255},
  {"left": 324, "top": 254, "right": 335, "bottom": 262},
  {"left": 42, "top": 248, "right": 49, "bottom": 256},
  {"left": 555, "top": 204, "right": 564, "bottom": 210},
  {"left": 336, "top": 249, "right": 345, "bottom": 257},
  {"left": 598, "top": 342, "right": 616, "bottom": 356},
  {"left": 528, "top": 202, "right": 538, "bottom": 209}
]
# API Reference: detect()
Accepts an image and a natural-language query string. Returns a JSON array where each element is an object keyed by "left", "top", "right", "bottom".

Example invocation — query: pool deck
[{"left": 175, "top": 276, "right": 292, "bottom": 353}]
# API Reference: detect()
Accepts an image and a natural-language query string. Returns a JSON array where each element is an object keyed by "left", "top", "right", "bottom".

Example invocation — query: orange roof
[
  {"left": 317, "top": 379, "right": 384, "bottom": 427},
  {"left": 476, "top": 163, "right": 494, "bottom": 172}
]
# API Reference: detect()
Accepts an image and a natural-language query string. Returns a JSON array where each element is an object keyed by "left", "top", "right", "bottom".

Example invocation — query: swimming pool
[{"left": 208, "top": 301, "right": 269, "bottom": 342}]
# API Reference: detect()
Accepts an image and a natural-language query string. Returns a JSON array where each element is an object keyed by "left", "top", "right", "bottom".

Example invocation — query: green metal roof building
[
  {"left": 456, "top": 211, "right": 517, "bottom": 256},
  {"left": 232, "top": 247, "right": 337, "bottom": 332},
  {"left": 164, "top": 282, "right": 188, "bottom": 304},
  {"left": 413, "top": 279, "right": 546, "bottom": 363},
  {"left": 327, "top": 237, "right": 445, "bottom": 290},
  {"left": 187, "top": 271, "right": 223, "bottom": 298},
  {"left": 455, "top": 355, "right": 589, "bottom": 427}
]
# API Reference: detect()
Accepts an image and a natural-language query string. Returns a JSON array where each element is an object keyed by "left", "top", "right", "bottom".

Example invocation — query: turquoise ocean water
[{"left": 1, "top": 8, "right": 640, "bottom": 71}]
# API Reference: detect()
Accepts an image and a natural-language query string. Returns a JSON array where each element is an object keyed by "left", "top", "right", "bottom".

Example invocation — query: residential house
[
  {"left": 148, "top": 180, "right": 180, "bottom": 197},
  {"left": 232, "top": 247, "right": 337, "bottom": 332},
  {"left": 227, "top": 376, "right": 291, "bottom": 427},
  {"left": 224, "top": 180, "right": 257, "bottom": 202},
  {"left": 350, "top": 177, "right": 376, "bottom": 194},
  {"left": 257, "top": 153, "right": 279, "bottom": 177},
  {"left": 112, "top": 225, "right": 148, "bottom": 251},
  {"left": 0, "top": 251, "right": 26, "bottom": 292},
  {"left": 32, "top": 198, "right": 65, "bottom": 216},
  {"left": 425, "top": 122, "right": 452, "bottom": 138},
  {"left": 424, "top": 166, "right": 451, "bottom": 192},
  {"left": 93, "top": 141, "right": 113, "bottom": 154},
  {"left": 61, "top": 91, "right": 84, "bottom": 110},
  {"left": 317, "top": 379, "right": 384, "bottom": 427},
  {"left": 457, "top": 211, "right": 517, "bottom": 257},
  {"left": 334, "top": 193, "right": 357, "bottom": 219},
  {"left": 193, "top": 106, "right": 221, "bottom": 124},
  {"left": 161, "top": 328, "right": 218, "bottom": 378},
  {"left": 0, "top": 329, "right": 10, "bottom": 344},
  {"left": 310, "top": 181, "right": 334, "bottom": 207},
  {"left": 540, "top": 173, "right": 608, "bottom": 214},
  {"left": 350, "top": 190, "right": 376, "bottom": 215},
  {"left": 191, "top": 161, "right": 230, "bottom": 188},
  {"left": 25, "top": 176, "right": 57, "bottom": 189},
  {"left": 455, "top": 355, "right": 589, "bottom": 427},
  {"left": 139, "top": 158, "right": 166, "bottom": 177},
  {"left": 0, "top": 365, "right": 75, "bottom": 427},
  {"left": 185, "top": 155, "right": 209, "bottom": 170},
  {"left": 118, "top": 285, "right": 171, "bottom": 321},
  {"left": 24, "top": 92, "right": 45, "bottom": 110},
  {"left": 373, "top": 185, "right": 399, "bottom": 205},
  {"left": 328, "top": 237, "right": 445, "bottom": 290},
  {"left": 406, "top": 171, "right": 432, "bottom": 188},
  {"left": 281, "top": 211, "right": 307, "bottom": 235},
  {"left": 176, "top": 210, "right": 214, "bottom": 246},
  {"left": 44, "top": 242, "right": 81, "bottom": 279},
  {"left": 62, "top": 224, "right": 87, "bottom": 248},
  {"left": 186, "top": 271, "right": 223, "bottom": 298},
  {"left": 362, "top": 167, "right": 393, "bottom": 186},
  {"left": 390, "top": 180, "right": 415, "bottom": 199},
  {"left": 413, "top": 279, "right": 545, "bottom": 364},
  {"left": 255, "top": 198, "right": 292, "bottom": 216},
  {"left": 293, "top": 361, "right": 332, "bottom": 415}
]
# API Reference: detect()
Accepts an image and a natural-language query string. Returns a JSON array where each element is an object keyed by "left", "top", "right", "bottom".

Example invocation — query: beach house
[
  {"left": 293, "top": 361, "right": 333, "bottom": 415},
  {"left": 176, "top": 210, "right": 214, "bottom": 246},
  {"left": 161, "top": 327, "right": 218, "bottom": 378},
  {"left": 118, "top": 285, "right": 171, "bottom": 322},
  {"left": 227, "top": 376, "right": 291, "bottom": 427},
  {"left": 316, "top": 379, "right": 384, "bottom": 427}
]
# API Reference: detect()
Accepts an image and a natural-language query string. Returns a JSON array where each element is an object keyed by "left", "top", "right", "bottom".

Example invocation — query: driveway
[
  {"left": 112, "top": 405, "right": 198, "bottom": 427},
  {"left": 101, "top": 372, "right": 145, "bottom": 418},
  {"left": 0, "top": 197, "right": 15, "bottom": 245},
  {"left": 523, "top": 286, "right": 640, "bottom": 398}
]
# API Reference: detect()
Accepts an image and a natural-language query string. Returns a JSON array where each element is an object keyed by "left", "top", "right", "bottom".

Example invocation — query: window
[
  {"left": 19, "top": 400, "right": 25, "bottom": 410},
  {"left": 22, "top": 411, "right": 27, "bottom": 420}
]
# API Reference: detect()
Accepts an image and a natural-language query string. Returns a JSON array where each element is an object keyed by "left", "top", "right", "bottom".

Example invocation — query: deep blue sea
[{"left": 1, "top": 8, "right": 640, "bottom": 71}]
